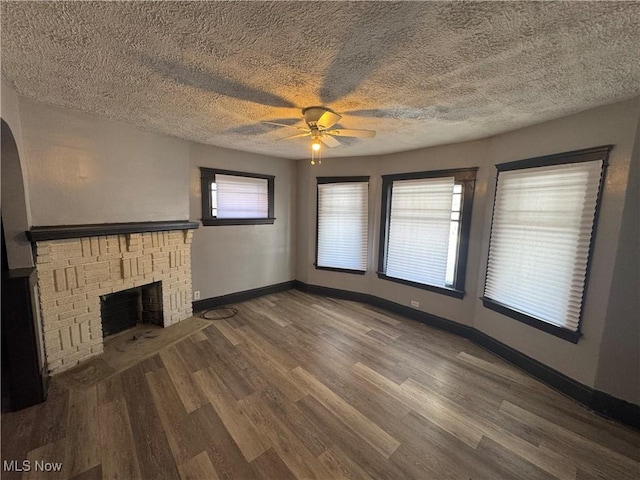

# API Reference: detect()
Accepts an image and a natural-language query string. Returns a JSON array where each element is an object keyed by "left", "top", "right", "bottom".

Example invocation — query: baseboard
[
  {"left": 192, "top": 280, "right": 295, "bottom": 311},
  {"left": 294, "top": 280, "right": 639, "bottom": 430},
  {"left": 591, "top": 391, "right": 640, "bottom": 429}
]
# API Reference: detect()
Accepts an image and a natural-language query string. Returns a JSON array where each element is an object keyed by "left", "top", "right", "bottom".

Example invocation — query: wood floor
[{"left": 2, "top": 290, "right": 639, "bottom": 480}]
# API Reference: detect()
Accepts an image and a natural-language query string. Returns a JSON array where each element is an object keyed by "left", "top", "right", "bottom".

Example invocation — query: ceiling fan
[{"left": 264, "top": 106, "right": 376, "bottom": 148}]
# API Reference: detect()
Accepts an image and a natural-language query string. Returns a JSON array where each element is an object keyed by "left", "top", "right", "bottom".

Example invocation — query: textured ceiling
[{"left": 2, "top": 1, "right": 640, "bottom": 160}]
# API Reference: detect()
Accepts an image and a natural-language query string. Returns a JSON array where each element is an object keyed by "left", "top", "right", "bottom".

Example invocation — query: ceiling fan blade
[
  {"left": 319, "top": 135, "right": 341, "bottom": 148},
  {"left": 325, "top": 128, "right": 376, "bottom": 138},
  {"left": 317, "top": 110, "right": 342, "bottom": 129},
  {"left": 277, "top": 131, "right": 311, "bottom": 141},
  {"left": 262, "top": 121, "right": 307, "bottom": 130}
]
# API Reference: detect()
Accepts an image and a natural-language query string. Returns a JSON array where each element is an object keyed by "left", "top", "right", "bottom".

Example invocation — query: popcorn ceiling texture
[{"left": 2, "top": 1, "right": 640, "bottom": 159}]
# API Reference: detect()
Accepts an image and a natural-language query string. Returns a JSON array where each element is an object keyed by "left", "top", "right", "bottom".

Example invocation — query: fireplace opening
[{"left": 100, "top": 282, "right": 163, "bottom": 337}]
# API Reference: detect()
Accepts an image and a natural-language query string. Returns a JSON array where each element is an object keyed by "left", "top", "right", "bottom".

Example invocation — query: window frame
[
  {"left": 377, "top": 168, "right": 478, "bottom": 298},
  {"left": 315, "top": 176, "right": 370, "bottom": 275},
  {"left": 480, "top": 145, "right": 611, "bottom": 343},
  {"left": 200, "top": 167, "right": 275, "bottom": 226}
]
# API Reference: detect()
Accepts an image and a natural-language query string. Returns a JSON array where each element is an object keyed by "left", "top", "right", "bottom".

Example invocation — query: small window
[
  {"left": 378, "top": 168, "right": 477, "bottom": 298},
  {"left": 316, "top": 177, "right": 369, "bottom": 274},
  {"left": 200, "top": 168, "right": 275, "bottom": 226},
  {"left": 481, "top": 146, "right": 610, "bottom": 343}
]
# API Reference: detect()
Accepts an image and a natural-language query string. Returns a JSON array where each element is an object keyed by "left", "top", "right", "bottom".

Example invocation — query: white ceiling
[{"left": 2, "top": 1, "right": 640, "bottom": 160}]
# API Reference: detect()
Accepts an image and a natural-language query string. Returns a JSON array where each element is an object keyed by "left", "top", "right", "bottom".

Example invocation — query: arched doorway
[{"left": 1, "top": 118, "right": 47, "bottom": 410}]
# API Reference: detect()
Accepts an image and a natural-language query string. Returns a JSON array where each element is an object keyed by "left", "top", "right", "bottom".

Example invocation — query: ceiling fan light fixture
[{"left": 312, "top": 141, "right": 321, "bottom": 151}]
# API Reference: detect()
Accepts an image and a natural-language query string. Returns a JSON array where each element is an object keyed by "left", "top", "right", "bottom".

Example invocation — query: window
[
  {"left": 481, "top": 146, "right": 610, "bottom": 343},
  {"left": 200, "top": 168, "right": 275, "bottom": 226},
  {"left": 316, "top": 177, "right": 369, "bottom": 274},
  {"left": 378, "top": 168, "right": 477, "bottom": 298}
]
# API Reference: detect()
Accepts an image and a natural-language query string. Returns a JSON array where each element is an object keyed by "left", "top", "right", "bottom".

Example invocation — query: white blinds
[
  {"left": 216, "top": 174, "right": 269, "bottom": 218},
  {"left": 317, "top": 182, "right": 368, "bottom": 271},
  {"left": 484, "top": 160, "right": 603, "bottom": 331},
  {"left": 386, "top": 177, "right": 455, "bottom": 287}
]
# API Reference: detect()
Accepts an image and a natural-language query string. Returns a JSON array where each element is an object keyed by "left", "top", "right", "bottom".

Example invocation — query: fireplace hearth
[{"left": 29, "top": 223, "right": 197, "bottom": 374}]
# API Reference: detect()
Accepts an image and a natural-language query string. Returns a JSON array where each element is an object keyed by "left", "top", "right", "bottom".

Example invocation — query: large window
[
  {"left": 200, "top": 168, "right": 275, "bottom": 226},
  {"left": 316, "top": 177, "right": 369, "bottom": 274},
  {"left": 481, "top": 146, "right": 609, "bottom": 343},
  {"left": 378, "top": 168, "right": 477, "bottom": 298}
]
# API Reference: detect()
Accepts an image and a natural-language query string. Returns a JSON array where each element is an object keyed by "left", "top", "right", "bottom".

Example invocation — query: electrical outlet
[
  {"left": 410, "top": 300, "right": 419, "bottom": 308},
  {"left": 193, "top": 291, "right": 201, "bottom": 300}
]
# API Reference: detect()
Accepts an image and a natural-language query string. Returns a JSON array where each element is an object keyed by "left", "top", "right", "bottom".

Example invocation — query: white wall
[
  {"left": 297, "top": 98, "right": 640, "bottom": 397},
  {"left": 189, "top": 143, "right": 296, "bottom": 300}
]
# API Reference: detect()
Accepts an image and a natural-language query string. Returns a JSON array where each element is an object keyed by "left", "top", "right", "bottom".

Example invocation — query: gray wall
[
  {"left": 17, "top": 98, "right": 190, "bottom": 226},
  {"left": 1, "top": 77, "right": 34, "bottom": 269},
  {"left": 594, "top": 113, "right": 640, "bottom": 404},
  {"left": 296, "top": 140, "right": 489, "bottom": 326},
  {"left": 474, "top": 99, "right": 640, "bottom": 394},
  {"left": 297, "top": 98, "right": 640, "bottom": 401},
  {"left": 189, "top": 142, "right": 296, "bottom": 300},
  {"left": 8, "top": 96, "right": 297, "bottom": 301}
]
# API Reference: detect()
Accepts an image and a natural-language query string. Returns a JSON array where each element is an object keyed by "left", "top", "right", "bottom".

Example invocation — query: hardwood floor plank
[
  {"left": 401, "top": 410, "right": 518, "bottom": 480},
  {"left": 24, "top": 439, "right": 66, "bottom": 480},
  {"left": 174, "top": 336, "right": 212, "bottom": 373},
  {"left": 245, "top": 298, "right": 291, "bottom": 327},
  {"left": 291, "top": 366, "right": 401, "bottom": 458},
  {"left": 64, "top": 387, "right": 100, "bottom": 478},
  {"left": 502, "top": 400, "right": 640, "bottom": 479},
  {"left": 352, "top": 361, "right": 484, "bottom": 449},
  {"left": 190, "top": 403, "right": 258, "bottom": 480},
  {"left": 178, "top": 451, "right": 220, "bottom": 480},
  {"left": 239, "top": 393, "right": 335, "bottom": 480},
  {"left": 193, "top": 367, "right": 270, "bottom": 462},
  {"left": 296, "top": 395, "right": 408, "bottom": 480},
  {"left": 97, "top": 374, "right": 124, "bottom": 406},
  {"left": 474, "top": 436, "right": 557, "bottom": 480},
  {"left": 120, "top": 364, "right": 180, "bottom": 480},
  {"left": 145, "top": 368, "right": 207, "bottom": 466},
  {"left": 68, "top": 464, "right": 102, "bottom": 480},
  {"left": 250, "top": 449, "right": 297, "bottom": 480},
  {"left": 1, "top": 399, "right": 39, "bottom": 480},
  {"left": 318, "top": 445, "right": 374, "bottom": 480},
  {"left": 99, "top": 398, "right": 142, "bottom": 480},
  {"left": 159, "top": 345, "right": 209, "bottom": 413},
  {"left": 212, "top": 320, "right": 244, "bottom": 346},
  {"left": 457, "top": 351, "right": 540, "bottom": 387},
  {"left": 28, "top": 388, "right": 68, "bottom": 450},
  {"left": 191, "top": 329, "right": 209, "bottom": 342},
  {"left": 236, "top": 324, "right": 299, "bottom": 371},
  {"left": 258, "top": 387, "right": 333, "bottom": 456},
  {"left": 200, "top": 328, "right": 264, "bottom": 400}
]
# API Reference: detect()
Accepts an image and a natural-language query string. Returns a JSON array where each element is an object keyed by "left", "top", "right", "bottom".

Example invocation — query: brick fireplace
[{"left": 28, "top": 221, "right": 198, "bottom": 374}]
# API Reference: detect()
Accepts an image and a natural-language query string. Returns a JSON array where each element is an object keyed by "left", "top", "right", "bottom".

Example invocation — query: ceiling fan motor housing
[{"left": 302, "top": 106, "right": 335, "bottom": 127}]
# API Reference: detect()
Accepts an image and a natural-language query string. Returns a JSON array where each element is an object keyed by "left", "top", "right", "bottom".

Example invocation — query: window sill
[
  {"left": 315, "top": 265, "right": 366, "bottom": 275},
  {"left": 376, "top": 272, "right": 464, "bottom": 299},
  {"left": 480, "top": 297, "right": 582, "bottom": 344},
  {"left": 202, "top": 218, "right": 276, "bottom": 226}
]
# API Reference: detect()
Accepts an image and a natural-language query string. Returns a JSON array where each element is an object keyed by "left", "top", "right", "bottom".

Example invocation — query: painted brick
[
  {"left": 70, "top": 323, "right": 82, "bottom": 346},
  {"left": 54, "top": 269, "right": 67, "bottom": 292},
  {"left": 36, "top": 229, "right": 193, "bottom": 373}
]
